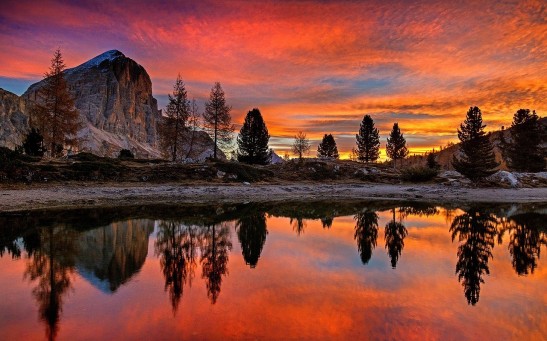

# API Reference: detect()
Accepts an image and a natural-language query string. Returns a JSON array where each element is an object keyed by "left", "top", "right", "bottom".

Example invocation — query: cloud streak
[{"left": 0, "top": 0, "right": 545, "bottom": 157}]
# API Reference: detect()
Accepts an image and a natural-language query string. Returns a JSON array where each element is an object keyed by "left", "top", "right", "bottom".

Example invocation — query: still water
[{"left": 0, "top": 201, "right": 545, "bottom": 340}]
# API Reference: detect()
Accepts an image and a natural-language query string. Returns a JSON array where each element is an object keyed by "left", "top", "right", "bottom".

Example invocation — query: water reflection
[{"left": 0, "top": 202, "right": 545, "bottom": 340}]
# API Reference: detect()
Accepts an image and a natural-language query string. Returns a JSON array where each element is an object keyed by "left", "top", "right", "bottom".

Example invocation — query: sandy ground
[{"left": 0, "top": 182, "right": 546, "bottom": 212}]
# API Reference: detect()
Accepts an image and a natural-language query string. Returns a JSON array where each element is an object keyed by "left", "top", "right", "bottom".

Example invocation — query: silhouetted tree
[
  {"left": 158, "top": 75, "right": 190, "bottom": 162},
  {"left": 154, "top": 221, "right": 198, "bottom": 314},
  {"left": 24, "top": 226, "right": 77, "bottom": 341},
  {"left": 354, "top": 210, "right": 379, "bottom": 265},
  {"left": 203, "top": 82, "right": 234, "bottom": 159},
  {"left": 500, "top": 213, "right": 546, "bottom": 276},
  {"left": 426, "top": 152, "right": 440, "bottom": 171},
  {"left": 23, "top": 128, "right": 46, "bottom": 157},
  {"left": 386, "top": 123, "right": 408, "bottom": 168},
  {"left": 237, "top": 108, "right": 271, "bottom": 165},
  {"left": 450, "top": 209, "right": 498, "bottom": 305},
  {"left": 30, "top": 49, "right": 80, "bottom": 157},
  {"left": 292, "top": 131, "right": 311, "bottom": 160},
  {"left": 384, "top": 208, "right": 407, "bottom": 268},
  {"left": 356, "top": 115, "right": 380, "bottom": 163},
  {"left": 236, "top": 213, "right": 268, "bottom": 268},
  {"left": 452, "top": 107, "right": 499, "bottom": 181},
  {"left": 503, "top": 109, "right": 545, "bottom": 172},
  {"left": 317, "top": 134, "right": 339, "bottom": 159},
  {"left": 200, "top": 223, "right": 232, "bottom": 304}
]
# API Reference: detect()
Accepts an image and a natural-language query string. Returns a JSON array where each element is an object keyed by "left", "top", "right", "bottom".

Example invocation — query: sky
[{"left": 0, "top": 0, "right": 545, "bottom": 158}]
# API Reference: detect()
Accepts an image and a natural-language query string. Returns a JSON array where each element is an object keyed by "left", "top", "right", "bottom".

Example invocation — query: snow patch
[
  {"left": 487, "top": 171, "right": 519, "bottom": 187},
  {"left": 66, "top": 50, "right": 125, "bottom": 74}
]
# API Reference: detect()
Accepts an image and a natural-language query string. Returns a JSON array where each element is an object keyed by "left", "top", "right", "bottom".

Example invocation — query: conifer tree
[
  {"left": 356, "top": 115, "right": 380, "bottom": 162},
  {"left": 158, "top": 74, "right": 190, "bottom": 161},
  {"left": 31, "top": 49, "right": 80, "bottom": 157},
  {"left": 504, "top": 109, "right": 545, "bottom": 172},
  {"left": 386, "top": 123, "right": 408, "bottom": 168},
  {"left": 237, "top": 108, "right": 271, "bottom": 165},
  {"left": 203, "top": 82, "right": 234, "bottom": 159},
  {"left": 452, "top": 106, "right": 499, "bottom": 181},
  {"left": 317, "top": 134, "right": 339, "bottom": 159},
  {"left": 426, "top": 152, "right": 441, "bottom": 171}
]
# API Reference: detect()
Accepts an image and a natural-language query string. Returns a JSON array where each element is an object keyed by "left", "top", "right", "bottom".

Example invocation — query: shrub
[
  {"left": 118, "top": 149, "right": 135, "bottom": 159},
  {"left": 401, "top": 165, "right": 438, "bottom": 182}
]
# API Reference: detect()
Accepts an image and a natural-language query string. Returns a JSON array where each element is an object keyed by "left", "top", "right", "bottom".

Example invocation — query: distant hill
[{"left": 404, "top": 117, "right": 547, "bottom": 170}]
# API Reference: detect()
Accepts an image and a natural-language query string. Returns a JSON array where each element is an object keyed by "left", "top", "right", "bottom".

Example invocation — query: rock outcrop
[
  {"left": 23, "top": 50, "right": 162, "bottom": 158},
  {"left": 0, "top": 88, "right": 28, "bottom": 149},
  {"left": 0, "top": 50, "right": 224, "bottom": 160}
]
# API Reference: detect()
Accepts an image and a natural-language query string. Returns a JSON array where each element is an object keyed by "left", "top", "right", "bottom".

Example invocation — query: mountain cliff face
[
  {"left": 0, "top": 88, "right": 28, "bottom": 149},
  {"left": 75, "top": 219, "right": 155, "bottom": 293},
  {"left": 23, "top": 50, "right": 162, "bottom": 158}
]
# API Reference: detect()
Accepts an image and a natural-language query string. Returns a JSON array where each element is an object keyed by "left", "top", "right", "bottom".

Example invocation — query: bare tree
[
  {"left": 292, "top": 131, "right": 311, "bottom": 160},
  {"left": 203, "top": 82, "right": 234, "bottom": 159}
]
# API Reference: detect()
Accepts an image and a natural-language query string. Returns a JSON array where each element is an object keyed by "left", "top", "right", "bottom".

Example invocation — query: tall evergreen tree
[
  {"left": 386, "top": 123, "right": 408, "bottom": 168},
  {"left": 317, "top": 134, "right": 339, "bottom": 159},
  {"left": 452, "top": 106, "right": 499, "bottom": 181},
  {"left": 31, "top": 49, "right": 80, "bottom": 157},
  {"left": 237, "top": 108, "right": 271, "bottom": 165},
  {"left": 356, "top": 115, "right": 380, "bottom": 162},
  {"left": 203, "top": 82, "right": 234, "bottom": 159},
  {"left": 504, "top": 109, "right": 545, "bottom": 172},
  {"left": 158, "top": 74, "right": 190, "bottom": 162}
]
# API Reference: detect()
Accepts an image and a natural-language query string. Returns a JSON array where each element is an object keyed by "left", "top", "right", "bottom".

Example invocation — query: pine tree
[
  {"left": 452, "top": 106, "right": 499, "bottom": 181},
  {"left": 386, "top": 123, "right": 408, "bottom": 168},
  {"left": 203, "top": 82, "right": 234, "bottom": 159},
  {"left": 426, "top": 152, "right": 440, "bottom": 170},
  {"left": 356, "top": 115, "right": 380, "bottom": 162},
  {"left": 158, "top": 74, "right": 190, "bottom": 162},
  {"left": 504, "top": 109, "right": 545, "bottom": 172},
  {"left": 292, "top": 131, "right": 311, "bottom": 160},
  {"left": 237, "top": 108, "right": 271, "bottom": 165},
  {"left": 23, "top": 128, "right": 46, "bottom": 157},
  {"left": 31, "top": 49, "right": 80, "bottom": 157},
  {"left": 317, "top": 134, "right": 339, "bottom": 159}
]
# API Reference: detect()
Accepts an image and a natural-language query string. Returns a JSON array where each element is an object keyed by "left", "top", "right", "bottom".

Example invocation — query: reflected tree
[
  {"left": 385, "top": 208, "right": 407, "bottom": 268},
  {"left": 354, "top": 210, "right": 379, "bottom": 265},
  {"left": 154, "top": 221, "right": 198, "bottom": 314},
  {"left": 500, "top": 213, "right": 547, "bottom": 276},
  {"left": 320, "top": 216, "right": 334, "bottom": 229},
  {"left": 24, "top": 226, "right": 77, "bottom": 341},
  {"left": 450, "top": 209, "right": 497, "bottom": 305},
  {"left": 290, "top": 217, "right": 307, "bottom": 236},
  {"left": 236, "top": 213, "right": 268, "bottom": 268},
  {"left": 200, "top": 223, "right": 232, "bottom": 304}
]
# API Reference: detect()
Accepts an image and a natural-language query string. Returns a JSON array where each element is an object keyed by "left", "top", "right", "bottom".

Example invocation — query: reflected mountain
[
  {"left": 200, "top": 223, "right": 232, "bottom": 304},
  {"left": 74, "top": 220, "right": 155, "bottom": 293},
  {"left": 236, "top": 212, "right": 268, "bottom": 268},
  {"left": 24, "top": 226, "right": 77, "bottom": 341},
  {"left": 385, "top": 208, "right": 407, "bottom": 268},
  {"left": 154, "top": 221, "right": 199, "bottom": 314},
  {"left": 450, "top": 209, "right": 498, "bottom": 305},
  {"left": 354, "top": 210, "right": 379, "bottom": 265}
]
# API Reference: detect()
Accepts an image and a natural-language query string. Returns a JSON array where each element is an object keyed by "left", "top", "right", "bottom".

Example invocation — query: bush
[
  {"left": 118, "top": 149, "right": 135, "bottom": 159},
  {"left": 401, "top": 165, "right": 438, "bottom": 182}
]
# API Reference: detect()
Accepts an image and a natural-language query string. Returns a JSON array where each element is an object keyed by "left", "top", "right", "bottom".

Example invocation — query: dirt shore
[{"left": 0, "top": 182, "right": 546, "bottom": 212}]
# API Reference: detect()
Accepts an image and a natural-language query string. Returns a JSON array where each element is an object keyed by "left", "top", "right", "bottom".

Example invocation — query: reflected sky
[{"left": 0, "top": 202, "right": 545, "bottom": 340}]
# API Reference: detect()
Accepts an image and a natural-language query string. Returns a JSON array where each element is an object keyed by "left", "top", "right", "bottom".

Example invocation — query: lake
[{"left": 0, "top": 201, "right": 545, "bottom": 340}]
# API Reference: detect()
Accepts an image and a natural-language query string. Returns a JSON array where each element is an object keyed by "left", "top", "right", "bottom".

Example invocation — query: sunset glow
[{"left": 1, "top": 0, "right": 545, "bottom": 157}]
